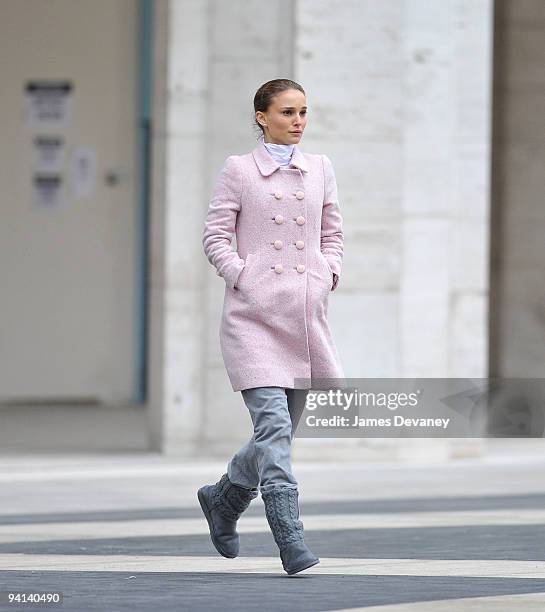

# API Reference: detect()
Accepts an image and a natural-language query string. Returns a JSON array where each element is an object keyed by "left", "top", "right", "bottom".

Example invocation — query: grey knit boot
[
  {"left": 197, "top": 473, "right": 258, "bottom": 558},
  {"left": 261, "top": 485, "right": 320, "bottom": 575}
]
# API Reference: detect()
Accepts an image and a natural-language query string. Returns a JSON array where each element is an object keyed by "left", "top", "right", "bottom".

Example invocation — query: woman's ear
[{"left": 255, "top": 112, "right": 266, "bottom": 129}]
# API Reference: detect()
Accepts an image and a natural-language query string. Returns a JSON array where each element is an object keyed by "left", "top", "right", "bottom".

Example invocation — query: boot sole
[
  {"left": 197, "top": 488, "right": 237, "bottom": 559},
  {"left": 285, "top": 557, "right": 320, "bottom": 576}
]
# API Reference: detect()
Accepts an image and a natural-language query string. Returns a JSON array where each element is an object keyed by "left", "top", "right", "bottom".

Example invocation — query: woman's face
[{"left": 256, "top": 89, "right": 307, "bottom": 144}]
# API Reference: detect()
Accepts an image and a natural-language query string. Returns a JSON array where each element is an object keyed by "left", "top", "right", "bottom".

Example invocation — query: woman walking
[{"left": 199, "top": 79, "right": 344, "bottom": 575}]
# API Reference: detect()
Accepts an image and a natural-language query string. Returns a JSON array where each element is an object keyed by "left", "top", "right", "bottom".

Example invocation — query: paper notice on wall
[
  {"left": 71, "top": 148, "right": 96, "bottom": 198},
  {"left": 32, "top": 136, "right": 65, "bottom": 173},
  {"left": 32, "top": 174, "right": 63, "bottom": 208},
  {"left": 25, "top": 80, "right": 73, "bottom": 127}
]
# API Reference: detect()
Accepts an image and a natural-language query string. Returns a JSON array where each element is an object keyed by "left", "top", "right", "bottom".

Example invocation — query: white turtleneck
[{"left": 262, "top": 137, "right": 295, "bottom": 167}]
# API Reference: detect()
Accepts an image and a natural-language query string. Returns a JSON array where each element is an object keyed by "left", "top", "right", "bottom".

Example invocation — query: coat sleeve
[
  {"left": 321, "top": 154, "right": 344, "bottom": 292},
  {"left": 202, "top": 155, "right": 245, "bottom": 290}
]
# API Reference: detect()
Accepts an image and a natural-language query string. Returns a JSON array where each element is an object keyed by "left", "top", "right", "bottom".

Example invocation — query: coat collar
[{"left": 252, "top": 135, "right": 309, "bottom": 176}]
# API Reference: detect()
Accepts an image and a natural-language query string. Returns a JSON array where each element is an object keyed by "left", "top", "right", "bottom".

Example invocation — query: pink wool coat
[{"left": 202, "top": 136, "right": 345, "bottom": 392}]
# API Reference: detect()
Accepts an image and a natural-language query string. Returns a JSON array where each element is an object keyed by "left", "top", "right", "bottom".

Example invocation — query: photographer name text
[{"left": 305, "top": 415, "right": 451, "bottom": 429}]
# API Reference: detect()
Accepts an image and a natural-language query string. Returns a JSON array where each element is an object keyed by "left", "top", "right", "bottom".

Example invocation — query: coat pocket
[
  {"left": 234, "top": 252, "right": 274, "bottom": 314},
  {"left": 318, "top": 251, "right": 334, "bottom": 290},
  {"left": 235, "top": 252, "right": 256, "bottom": 291}
]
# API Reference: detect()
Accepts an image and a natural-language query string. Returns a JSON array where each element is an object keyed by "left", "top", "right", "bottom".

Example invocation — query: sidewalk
[{"left": 0, "top": 440, "right": 544, "bottom": 611}]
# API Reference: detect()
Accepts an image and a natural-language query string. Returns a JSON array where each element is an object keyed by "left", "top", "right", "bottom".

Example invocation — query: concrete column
[
  {"left": 199, "top": 0, "right": 296, "bottom": 456},
  {"left": 149, "top": 0, "right": 295, "bottom": 455},
  {"left": 491, "top": 1, "right": 545, "bottom": 377},
  {"left": 148, "top": 0, "right": 210, "bottom": 454}
]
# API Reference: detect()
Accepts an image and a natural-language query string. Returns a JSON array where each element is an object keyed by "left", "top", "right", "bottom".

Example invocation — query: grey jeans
[{"left": 227, "top": 386, "right": 306, "bottom": 494}]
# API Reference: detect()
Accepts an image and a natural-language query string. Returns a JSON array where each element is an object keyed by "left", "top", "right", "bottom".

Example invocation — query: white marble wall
[
  {"left": 295, "top": 0, "right": 492, "bottom": 378},
  {"left": 291, "top": 0, "right": 492, "bottom": 461},
  {"left": 400, "top": 0, "right": 492, "bottom": 381},
  {"left": 150, "top": 0, "right": 493, "bottom": 459}
]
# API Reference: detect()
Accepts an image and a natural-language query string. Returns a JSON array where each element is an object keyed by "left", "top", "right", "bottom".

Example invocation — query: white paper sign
[
  {"left": 32, "top": 136, "right": 65, "bottom": 173},
  {"left": 71, "top": 148, "right": 96, "bottom": 198},
  {"left": 32, "top": 174, "right": 63, "bottom": 208},
  {"left": 25, "top": 80, "right": 73, "bottom": 127}
]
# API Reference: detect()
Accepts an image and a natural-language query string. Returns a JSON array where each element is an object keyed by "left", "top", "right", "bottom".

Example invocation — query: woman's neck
[
  {"left": 263, "top": 139, "right": 295, "bottom": 167},
  {"left": 263, "top": 135, "right": 292, "bottom": 146}
]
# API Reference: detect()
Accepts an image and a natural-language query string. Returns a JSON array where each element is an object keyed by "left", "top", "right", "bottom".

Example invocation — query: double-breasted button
[
  {"left": 296, "top": 215, "right": 306, "bottom": 225},
  {"left": 274, "top": 190, "right": 283, "bottom": 199},
  {"left": 295, "top": 240, "right": 304, "bottom": 249},
  {"left": 274, "top": 214, "right": 284, "bottom": 224},
  {"left": 295, "top": 190, "right": 305, "bottom": 200},
  {"left": 273, "top": 239, "right": 283, "bottom": 250},
  {"left": 296, "top": 264, "right": 306, "bottom": 273},
  {"left": 274, "top": 263, "right": 283, "bottom": 274}
]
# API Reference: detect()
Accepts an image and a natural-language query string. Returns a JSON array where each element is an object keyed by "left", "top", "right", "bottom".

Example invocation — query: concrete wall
[
  {"left": 0, "top": 0, "right": 139, "bottom": 405},
  {"left": 0, "top": 0, "right": 498, "bottom": 457},
  {"left": 294, "top": 0, "right": 492, "bottom": 381},
  {"left": 292, "top": 0, "right": 492, "bottom": 461},
  {"left": 490, "top": 0, "right": 545, "bottom": 377},
  {"left": 150, "top": 0, "right": 493, "bottom": 460}
]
